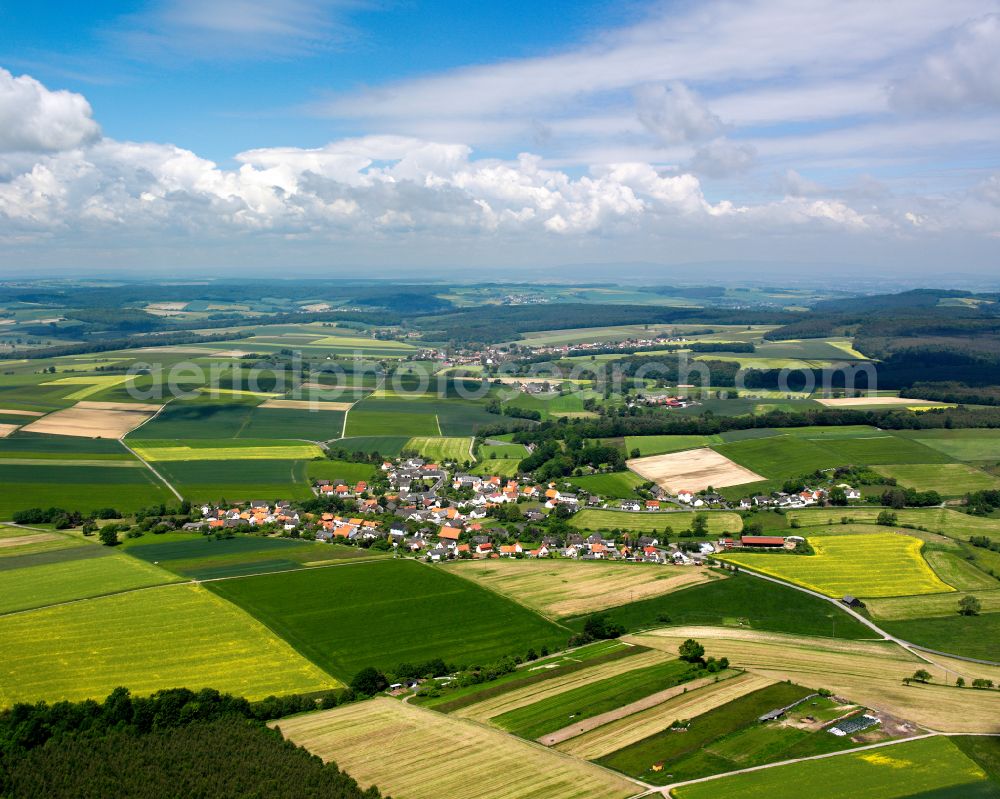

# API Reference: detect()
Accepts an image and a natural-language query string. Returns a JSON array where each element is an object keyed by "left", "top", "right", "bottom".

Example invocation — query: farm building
[
  {"left": 740, "top": 535, "right": 786, "bottom": 547},
  {"left": 829, "top": 715, "right": 879, "bottom": 736}
]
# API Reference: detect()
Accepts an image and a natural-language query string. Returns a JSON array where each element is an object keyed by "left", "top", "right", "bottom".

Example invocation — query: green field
[
  {"left": 491, "top": 658, "right": 700, "bottom": 740},
  {"left": 624, "top": 435, "right": 722, "bottom": 456},
  {"left": 405, "top": 436, "right": 474, "bottom": 462},
  {"left": 568, "top": 471, "right": 646, "bottom": 498},
  {"left": 572, "top": 509, "right": 742, "bottom": 534},
  {"left": 0, "top": 526, "right": 87, "bottom": 559},
  {"left": 472, "top": 458, "right": 522, "bottom": 477},
  {"left": 304, "top": 459, "right": 378, "bottom": 484},
  {"left": 925, "top": 549, "right": 999, "bottom": 591},
  {"left": 873, "top": 463, "right": 1000, "bottom": 495},
  {"left": 208, "top": 559, "right": 568, "bottom": 679},
  {"left": 125, "top": 534, "right": 379, "bottom": 579},
  {"left": 671, "top": 735, "right": 1000, "bottom": 799},
  {"left": 809, "top": 435, "right": 954, "bottom": 465},
  {"left": 126, "top": 397, "right": 261, "bottom": 439},
  {"left": 237, "top": 407, "right": 346, "bottom": 440},
  {"left": 721, "top": 533, "right": 953, "bottom": 598},
  {"left": 155, "top": 458, "right": 314, "bottom": 503},
  {"left": 565, "top": 572, "right": 873, "bottom": 639},
  {"left": 346, "top": 409, "right": 440, "bottom": 437},
  {"left": 598, "top": 681, "right": 813, "bottom": 784},
  {"left": 0, "top": 551, "right": 180, "bottom": 614},
  {"left": 479, "top": 443, "right": 530, "bottom": 459},
  {"left": 0, "top": 584, "right": 340, "bottom": 705},
  {"left": 331, "top": 435, "right": 410, "bottom": 456},
  {"left": 895, "top": 428, "right": 1000, "bottom": 461},
  {"left": 880, "top": 612, "right": 1000, "bottom": 661},
  {"left": 785, "top": 507, "right": 1000, "bottom": 542},
  {"left": 0, "top": 434, "right": 133, "bottom": 460},
  {"left": 713, "top": 435, "right": 844, "bottom": 482},
  {"left": 130, "top": 439, "right": 324, "bottom": 461},
  {"left": 0, "top": 461, "right": 174, "bottom": 519}
]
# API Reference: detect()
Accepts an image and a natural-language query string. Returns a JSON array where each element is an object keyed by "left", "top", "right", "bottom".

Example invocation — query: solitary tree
[
  {"left": 678, "top": 638, "right": 705, "bottom": 664},
  {"left": 959, "top": 596, "right": 982, "bottom": 616},
  {"left": 98, "top": 525, "right": 119, "bottom": 547},
  {"left": 911, "top": 669, "right": 932, "bottom": 683}
]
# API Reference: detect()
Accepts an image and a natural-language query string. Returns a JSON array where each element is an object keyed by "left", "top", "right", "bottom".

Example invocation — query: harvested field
[
  {"left": 631, "top": 626, "right": 1000, "bottom": 732},
  {"left": 0, "top": 531, "right": 61, "bottom": 550},
  {"left": 455, "top": 649, "right": 670, "bottom": 724},
  {"left": 721, "top": 533, "right": 953, "bottom": 598},
  {"left": 555, "top": 672, "right": 775, "bottom": 759},
  {"left": 258, "top": 399, "right": 353, "bottom": 411},
  {"left": 275, "top": 699, "right": 638, "bottom": 799},
  {"left": 446, "top": 559, "right": 716, "bottom": 618},
  {"left": 816, "top": 396, "right": 943, "bottom": 407},
  {"left": 627, "top": 447, "right": 764, "bottom": 492},
  {"left": 0, "top": 408, "right": 43, "bottom": 417},
  {"left": 0, "top": 424, "right": 18, "bottom": 438},
  {"left": 22, "top": 401, "right": 160, "bottom": 438}
]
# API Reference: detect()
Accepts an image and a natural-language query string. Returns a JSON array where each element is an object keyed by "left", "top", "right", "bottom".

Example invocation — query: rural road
[{"left": 731, "top": 566, "right": 1000, "bottom": 668}]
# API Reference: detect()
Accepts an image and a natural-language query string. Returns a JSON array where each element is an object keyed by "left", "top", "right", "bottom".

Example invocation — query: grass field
[
  {"left": 479, "top": 442, "right": 530, "bottom": 459},
  {"left": 0, "top": 584, "right": 340, "bottom": 705},
  {"left": 275, "top": 699, "right": 638, "bottom": 799},
  {"left": 597, "top": 681, "right": 814, "bottom": 784},
  {"left": 332, "top": 435, "right": 410, "bottom": 455},
  {"left": 304, "top": 459, "right": 378, "bottom": 484},
  {"left": 874, "top": 463, "right": 1000, "bottom": 495},
  {"left": 925, "top": 550, "right": 999, "bottom": 591},
  {"left": 880, "top": 613, "right": 1000, "bottom": 662},
  {"left": 567, "top": 471, "right": 646, "bottom": 498},
  {"left": 0, "top": 526, "right": 86, "bottom": 559},
  {"left": 125, "top": 534, "right": 379, "bottom": 579},
  {"left": 447, "top": 559, "right": 716, "bottom": 618},
  {"left": 810, "top": 434, "right": 954, "bottom": 465},
  {"left": 713, "top": 435, "right": 840, "bottom": 482},
  {"left": 785, "top": 507, "right": 1000, "bottom": 543},
  {"left": 492, "top": 658, "right": 701, "bottom": 740},
  {"left": 671, "top": 735, "right": 1000, "bottom": 799},
  {"left": 129, "top": 439, "right": 324, "bottom": 461},
  {"left": 896, "top": 428, "right": 1000, "bottom": 461},
  {"left": 624, "top": 435, "right": 722, "bottom": 456},
  {"left": 404, "top": 436, "right": 474, "bottom": 462},
  {"left": 564, "top": 571, "right": 873, "bottom": 639},
  {"left": 345, "top": 409, "right": 440, "bottom": 437},
  {"left": 0, "top": 551, "right": 180, "bottom": 614},
  {"left": 209, "top": 559, "right": 568, "bottom": 679},
  {"left": 0, "top": 461, "right": 174, "bottom": 519},
  {"left": 864, "top": 589, "right": 1000, "bottom": 620},
  {"left": 472, "top": 458, "right": 522, "bottom": 477},
  {"left": 154, "top": 458, "right": 314, "bottom": 503},
  {"left": 556, "top": 672, "right": 774, "bottom": 760},
  {"left": 721, "top": 533, "right": 954, "bottom": 598},
  {"left": 633, "top": 626, "right": 1000, "bottom": 733},
  {"left": 571, "top": 509, "right": 742, "bottom": 534}
]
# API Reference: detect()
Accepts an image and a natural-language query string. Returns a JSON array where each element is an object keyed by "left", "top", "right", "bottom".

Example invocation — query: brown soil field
[
  {"left": 0, "top": 424, "right": 19, "bottom": 438},
  {"left": 258, "top": 399, "right": 353, "bottom": 411},
  {"left": 554, "top": 672, "right": 774, "bottom": 759},
  {"left": 447, "top": 559, "right": 715, "bottom": 618},
  {"left": 0, "top": 532, "right": 61, "bottom": 549},
  {"left": 274, "top": 698, "right": 639, "bottom": 799},
  {"left": 627, "top": 447, "right": 765, "bottom": 492},
  {"left": 22, "top": 401, "right": 159, "bottom": 438},
  {"left": 630, "top": 626, "right": 1000, "bottom": 733},
  {"left": 0, "top": 408, "right": 43, "bottom": 417},
  {"left": 454, "top": 649, "right": 670, "bottom": 724}
]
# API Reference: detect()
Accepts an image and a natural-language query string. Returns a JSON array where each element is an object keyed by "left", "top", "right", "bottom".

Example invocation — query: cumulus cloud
[
  {"left": 635, "top": 82, "right": 723, "bottom": 145},
  {"left": 889, "top": 14, "right": 1000, "bottom": 111},
  {"left": 0, "top": 68, "right": 100, "bottom": 153}
]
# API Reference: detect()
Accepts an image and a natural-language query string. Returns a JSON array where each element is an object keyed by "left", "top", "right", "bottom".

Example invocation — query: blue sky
[{"left": 1, "top": 0, "right": 999, "bottom": 278}]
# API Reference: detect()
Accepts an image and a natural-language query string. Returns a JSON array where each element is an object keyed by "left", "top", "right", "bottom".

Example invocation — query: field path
[
  {"left": 118, "top": 399, "right": 184, "bottom": 502},
  {"left": 539, "top": 671, "right": 742, "bottom": 746},
  {"left": 735, "top": 566, "right": 1000, "bottom": 668},
  {"left": 338, "top": 372, "right": 384, "bottom": 440}
]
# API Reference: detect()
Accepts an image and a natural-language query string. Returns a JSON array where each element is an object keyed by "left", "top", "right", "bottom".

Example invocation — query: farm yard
[
  {"left": 275, "top": 699, "right": 639, "bottom": 799},
  {"left": 0, "top": 584, "right": 340, "bottom": 705},
  {"left": 446, "top": 559, "right": 717, "bottom": 618},
  {"left": 627, "top": 448, "right": 764, "bottom": 492},
  {"left": 720, "top": 533, "right": 954, "bottom": 598}
]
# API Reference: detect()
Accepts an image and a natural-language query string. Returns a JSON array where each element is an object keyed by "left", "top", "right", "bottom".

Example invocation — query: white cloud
[
  {"left": 110, "top": 0, "right": 360, "bottom": 60},
  {"left": 890, "top": 14, "right": 1000, "bottom": 111},
  {"left": 634, "top": 82, "right": 723, "bottom": 145},
  {"left": 0, "top": 68, "right": 100, "bottom": 153},
  {"left": 689, "top": 139, "right": 756, "bottom": 178}
]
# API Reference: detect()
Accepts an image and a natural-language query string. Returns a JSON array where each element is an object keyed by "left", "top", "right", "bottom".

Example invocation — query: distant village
[{"left": 187, "top": 452, "right": 865, "bottom": 567}]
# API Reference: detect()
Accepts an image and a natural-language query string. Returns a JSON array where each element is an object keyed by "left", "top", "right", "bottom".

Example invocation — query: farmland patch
[
  {"left": 22, "top": 401, "right": 160, "bottom": 438},
  {"left": 627, "top": 447, "right": 764, "bottom": 492},
  {"left": 873, "top": 463, "right": 1000, "bottom": 495}
]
